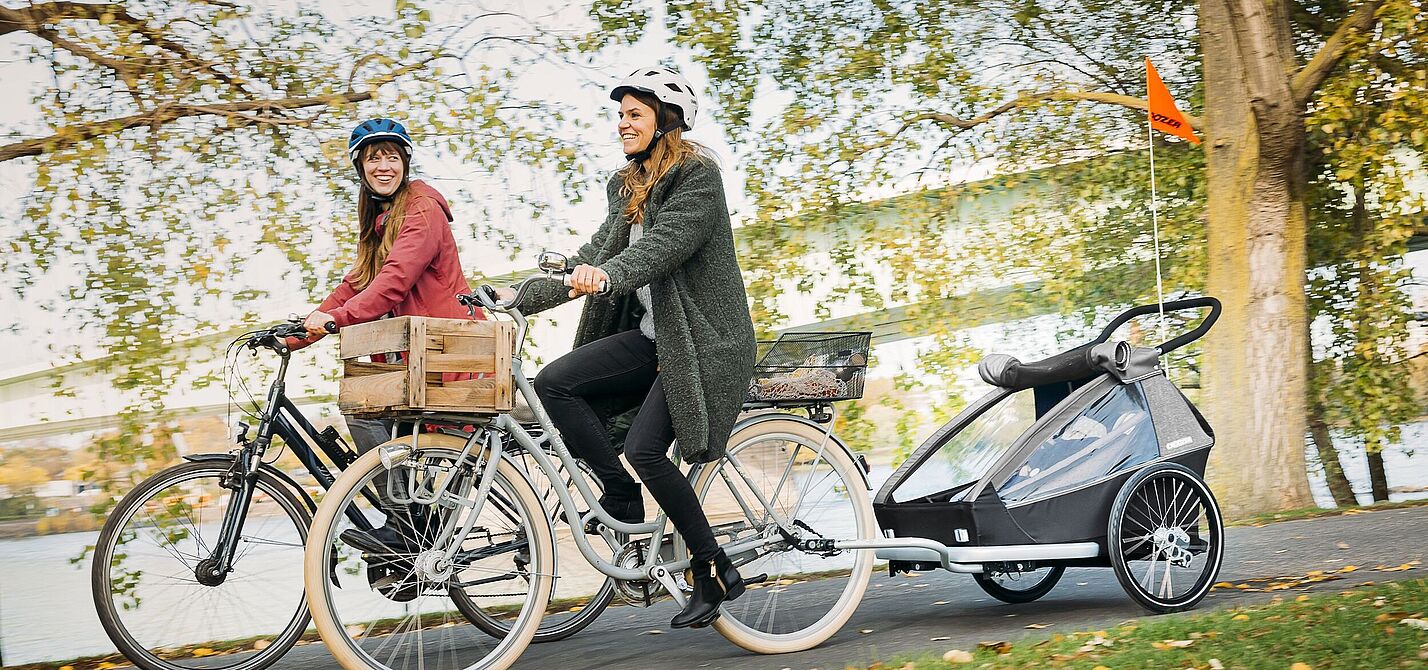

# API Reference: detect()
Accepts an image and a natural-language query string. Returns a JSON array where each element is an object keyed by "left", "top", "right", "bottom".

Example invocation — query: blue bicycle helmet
[{"left": 348, "top": 118, "right": 413, "bottom": 167}]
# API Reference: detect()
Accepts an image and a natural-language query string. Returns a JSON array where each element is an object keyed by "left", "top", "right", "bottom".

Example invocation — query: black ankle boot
[
  {"left": 671, "top": 550, "right": 745, "bottom": 629},
  {"left": 584, "top": 486, "right": 644, "bottom": 535}
]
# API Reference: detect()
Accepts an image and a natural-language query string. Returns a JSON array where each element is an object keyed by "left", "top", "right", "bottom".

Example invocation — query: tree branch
[
  {"left": 0, "top": 3, "right": 250, "bottom": 91},
  {"left": 28, "top": 23, "right": 140, "bottom": 79},
  {"left": 0, "top": 2, "right": 139, "bottom": 37},
  {"left": 0, "top": 91, "right": 371, "bottom": 162},
  {"left": 897, "top": 89, "right": 1202, "bottom": 137},
  {"left": 1, "top": 55, "right": 435, "bottom": 162},
  {"left": 1292, "top": 0, "right": 1386, "bottom": 106}
]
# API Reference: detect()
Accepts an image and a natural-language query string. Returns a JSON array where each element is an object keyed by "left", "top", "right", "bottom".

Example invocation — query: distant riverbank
[{"left": 0, "top": 510, "right": 102, "bottom": 539}]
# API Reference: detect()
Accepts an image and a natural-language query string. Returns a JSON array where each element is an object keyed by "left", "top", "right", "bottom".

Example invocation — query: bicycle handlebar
[{"left": 459, "top": 270, "right": 609, "bottom": 316}]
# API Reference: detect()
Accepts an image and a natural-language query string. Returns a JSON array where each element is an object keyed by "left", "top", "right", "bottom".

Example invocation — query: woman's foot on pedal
[
  {"left": 583, "top": 486, "right": 644, "bottom": 535},
  {"left": 340, "top": 507, "right": 435, "bottom": 555},
  {"left": 670, "top": 550, "right": 745, "bottom": 629}
]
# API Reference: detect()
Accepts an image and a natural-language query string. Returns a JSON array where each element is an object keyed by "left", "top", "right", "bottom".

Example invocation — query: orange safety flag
[{"left": 1146, "top": 58, "right": 1200, "bottom": 145}]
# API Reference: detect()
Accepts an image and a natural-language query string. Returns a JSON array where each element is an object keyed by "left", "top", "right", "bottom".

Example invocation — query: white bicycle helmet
[{"left": 609, "top": 67, "right": 699, "bottom": 130}]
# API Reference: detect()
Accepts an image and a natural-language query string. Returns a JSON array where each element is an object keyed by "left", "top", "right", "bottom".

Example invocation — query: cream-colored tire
[
  {"left": 695, "top": 418, "right": 875, "bottom": 654},
  {"left": 303, "top": 433, "right": 553, "bottom": 670}
]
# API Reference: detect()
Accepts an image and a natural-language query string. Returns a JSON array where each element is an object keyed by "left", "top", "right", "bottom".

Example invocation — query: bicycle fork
[
  {"left": 196, "top": 437, "right": 265, "bottom": 586},
  {"left": 198, "top": 358, "right": 289, "bottom": 586}
]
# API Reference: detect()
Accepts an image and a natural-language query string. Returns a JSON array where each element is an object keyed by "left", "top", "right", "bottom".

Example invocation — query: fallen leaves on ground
[
  {"left": 1210, "top": 565, "right": 1370, "bottom": 592},
  {"left": 1373, "top": 561, "right": 1421, "bottom": 572},
  {"left": 1400, "top": 618, "right": 1428, "bottom": 630},
  {"left": 941, "top": 649, "right": 973, "bottom": 663},
  {"left": 1151, "top": 639, "right": 1195, "bottom": 650},
  {"left": 977, "top": 640, "right": 1013, "bottom": 654},
  {"left": 1076, "top": 635, "right": 1114, "bottom": 653},
  {"left": 1024, "top": 623, "right": 1050, "bottom": 629}
]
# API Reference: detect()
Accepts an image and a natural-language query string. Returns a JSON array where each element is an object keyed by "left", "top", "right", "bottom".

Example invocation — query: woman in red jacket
[{"left": 295, "top": 118, "right": 478, "bottom": 551}]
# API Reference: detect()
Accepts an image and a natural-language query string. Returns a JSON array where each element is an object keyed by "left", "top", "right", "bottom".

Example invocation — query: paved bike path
[{"left": 194, "top": 505, "right": 1428, "bottom": 670}]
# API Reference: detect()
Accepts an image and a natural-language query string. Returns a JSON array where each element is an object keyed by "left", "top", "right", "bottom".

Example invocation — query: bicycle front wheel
[
  {"left": 693, "top": 417, "right": 875, "bottom": 654},
  {"left": 91, "top": 459, "right": 311, "bottom": 670},
  {"left": 303, "top": 433, "right": 554, "bottom": 670},
  {"left": 453, "top": 448, "right": 618, "bottom": 643}
]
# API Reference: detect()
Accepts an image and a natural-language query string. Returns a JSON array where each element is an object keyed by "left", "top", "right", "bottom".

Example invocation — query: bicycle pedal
[{"left": 743, "top": 572, "right": 769, "bottom": 586}]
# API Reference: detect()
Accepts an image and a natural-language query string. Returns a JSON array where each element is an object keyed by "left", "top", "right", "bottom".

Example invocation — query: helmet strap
[{"left": 624, "top": 120, "right": 683, "bottom": 163}]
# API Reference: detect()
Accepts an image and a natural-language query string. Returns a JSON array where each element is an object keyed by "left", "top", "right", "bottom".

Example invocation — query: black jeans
[
  {"left": 534, "top": 329, "right": 720, "bottom": 563},
  {"left": 345, "top": 417, "right": 414, "bottom": 511}
]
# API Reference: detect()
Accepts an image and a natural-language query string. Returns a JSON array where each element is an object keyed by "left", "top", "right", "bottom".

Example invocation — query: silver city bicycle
[{"left": 301, "top": 252, "right": 879, "bottom": 670}]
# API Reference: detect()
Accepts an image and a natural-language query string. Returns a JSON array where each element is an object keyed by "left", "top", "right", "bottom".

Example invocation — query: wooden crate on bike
[{"left": 337, "top": 316, "right": 515, "bottom": 417}]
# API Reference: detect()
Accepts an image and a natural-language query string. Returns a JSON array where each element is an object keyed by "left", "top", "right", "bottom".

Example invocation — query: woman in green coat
[{"left": 505, "top": 66, "right": 757, "bottom": 629}]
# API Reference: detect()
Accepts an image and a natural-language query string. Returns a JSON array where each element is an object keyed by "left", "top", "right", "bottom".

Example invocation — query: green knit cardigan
[{"left": 518, "top": 156, "right": 757, "bottom": 464}]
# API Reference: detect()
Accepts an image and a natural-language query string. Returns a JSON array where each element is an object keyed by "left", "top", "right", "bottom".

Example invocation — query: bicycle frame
[
  {"left": 383, "top": 289, "right": 845, "bottom": 592},
  {"left": 204, "top": 345, "right": 379, "bottom": 577}
]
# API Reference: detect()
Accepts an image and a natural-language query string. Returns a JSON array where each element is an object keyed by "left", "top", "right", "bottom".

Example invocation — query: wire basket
[{"left": 747, "top": 331, "right": 872, "bottom": 404}]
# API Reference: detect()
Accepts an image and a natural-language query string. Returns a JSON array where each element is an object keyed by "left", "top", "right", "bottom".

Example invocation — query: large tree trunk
[{"left": 1199, "top": 0, "right": 1315, "bottom": 517}]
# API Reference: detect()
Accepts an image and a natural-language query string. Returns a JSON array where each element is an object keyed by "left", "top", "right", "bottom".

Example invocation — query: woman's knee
[
  {"left": 626, "top": 438, "right": 673, "bottom": 481},
  {"left": 532, "top": 365, "right": 570, "bottom": 401}
]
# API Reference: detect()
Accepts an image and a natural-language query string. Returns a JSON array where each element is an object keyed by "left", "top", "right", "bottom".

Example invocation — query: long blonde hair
[
  {"left": 619, "top": 90, "right": 706, "bottom": 225},
  {"left": 352, "top": 140, "right": 413, "bottom": 289}
]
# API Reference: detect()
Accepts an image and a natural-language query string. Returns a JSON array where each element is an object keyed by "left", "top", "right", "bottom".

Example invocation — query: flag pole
[{"left": 1146, "top": 60, "right": 1169, "bottom": 351}]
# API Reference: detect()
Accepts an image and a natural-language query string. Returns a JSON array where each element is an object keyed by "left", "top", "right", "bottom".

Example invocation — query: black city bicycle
[{"left": 90, "top": 319, "right": 376, "bottom": 670}]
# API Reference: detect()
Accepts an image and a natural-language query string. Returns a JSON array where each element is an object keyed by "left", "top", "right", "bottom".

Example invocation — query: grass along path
[
  {"left": 1227, "top": 498, "right": 1428, "bottom": 528},
  {"left": 866, "top": 578, "right": 1428, "bottom": 670}
]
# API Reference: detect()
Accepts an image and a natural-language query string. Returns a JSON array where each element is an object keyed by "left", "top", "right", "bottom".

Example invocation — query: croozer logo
[{"left": 1150, "top": 112, "right": 1185, "bottom": 129}]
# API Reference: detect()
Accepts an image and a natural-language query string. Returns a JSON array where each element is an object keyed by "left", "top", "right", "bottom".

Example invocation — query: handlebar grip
[
  {"left": 324, "top": 321, "right": 338, "bottom": 334},
  {"left": 561, "top": 273, "right": 610, "bottom": 295}
]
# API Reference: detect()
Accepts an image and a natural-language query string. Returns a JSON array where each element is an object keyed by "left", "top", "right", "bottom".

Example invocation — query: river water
[{"left": 1, "top": 423, "right": 1423, "bottom": 665}]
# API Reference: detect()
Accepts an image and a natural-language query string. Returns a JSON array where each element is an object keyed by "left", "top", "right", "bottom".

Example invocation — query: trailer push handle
[{"left": 1094, "top": 296, "right": 1222, "bottom": 354}]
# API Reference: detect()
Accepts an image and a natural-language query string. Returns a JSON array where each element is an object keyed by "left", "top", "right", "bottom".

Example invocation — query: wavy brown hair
[
  {"left": 618, "top": 90, "right": 708, "bottom": 225},
  {"left": 352, "top": 140, "right": 413, "bottom": 289}
]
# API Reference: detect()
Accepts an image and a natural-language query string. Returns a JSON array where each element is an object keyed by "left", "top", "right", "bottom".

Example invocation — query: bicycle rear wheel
[
  {"left": 303, "top": 434, "right": 554, "bottom": 670},
  {"left": 692, "top": 418, "right": 875, "bottom": 654},
  {"left": 92, "top": 460, "right": 310, "bottom": 670}
]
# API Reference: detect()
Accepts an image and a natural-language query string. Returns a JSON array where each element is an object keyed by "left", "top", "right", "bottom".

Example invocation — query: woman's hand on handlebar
[
  {"left": 492, "top": 286, "right": 516, "bottom": 303},
  {"left": 302, "top": 310, "right": 335, "bottom": 338},
  {"left": 568, "top": 264, "right": 609, "bottom": 298}
]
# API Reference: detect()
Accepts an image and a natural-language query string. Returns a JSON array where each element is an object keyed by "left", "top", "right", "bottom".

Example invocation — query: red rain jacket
[{"left": 290, "top": 180, "right": 481, "bottom": 352}]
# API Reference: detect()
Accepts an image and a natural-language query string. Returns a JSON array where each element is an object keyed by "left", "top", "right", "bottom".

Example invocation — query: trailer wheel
[
  {"left": 973, "top": 564, "right": 1065, "bottom": 604},
  {"left": 1108, "top": 462, "right": 1224, "bottom": 613}
]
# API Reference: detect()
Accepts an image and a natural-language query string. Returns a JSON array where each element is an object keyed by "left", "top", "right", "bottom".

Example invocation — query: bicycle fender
[{"left": 723, "top": 413, "right": 872, "bottom": 490}]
